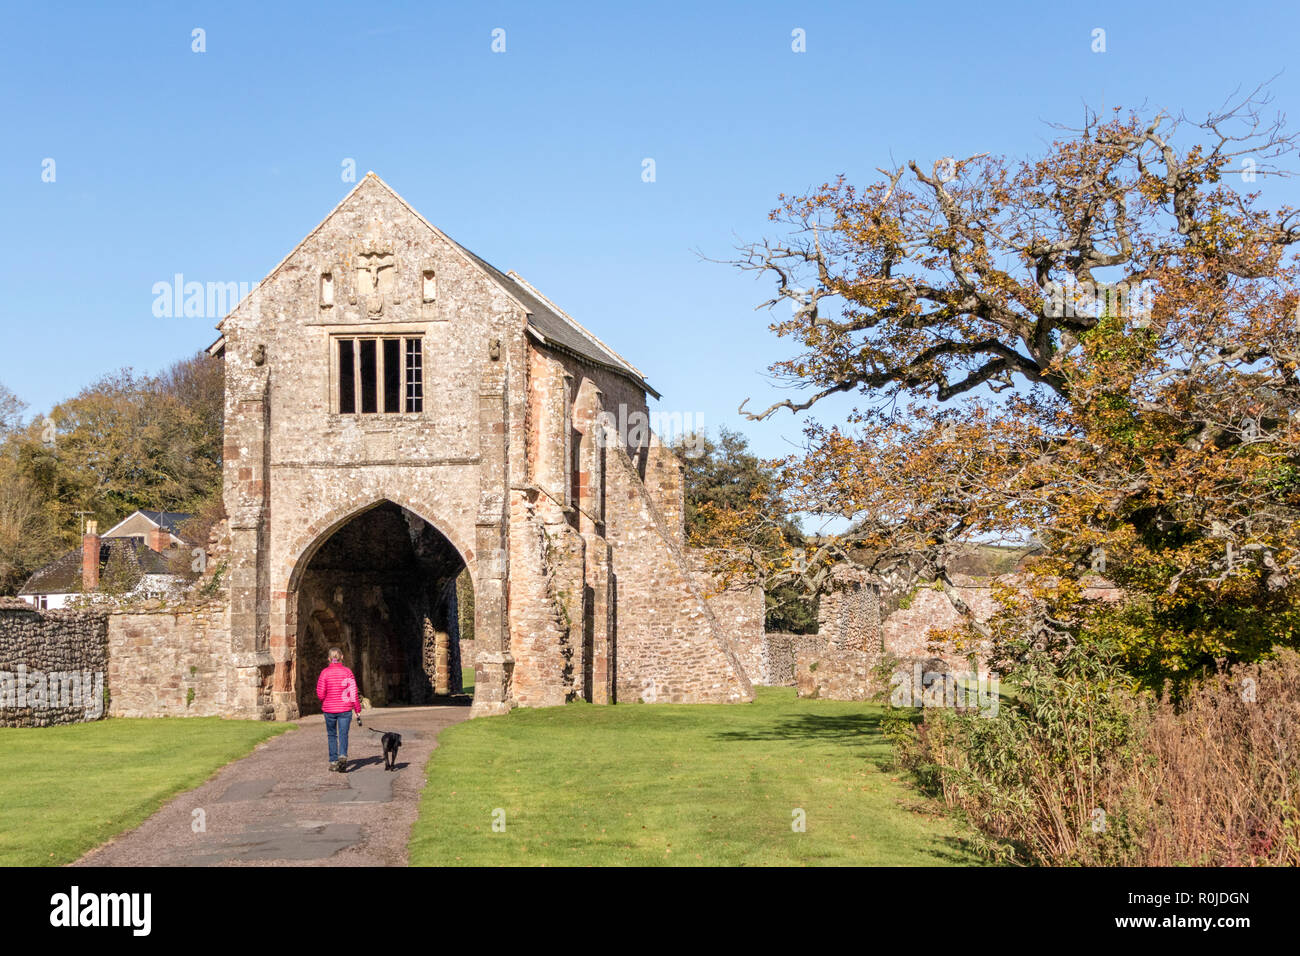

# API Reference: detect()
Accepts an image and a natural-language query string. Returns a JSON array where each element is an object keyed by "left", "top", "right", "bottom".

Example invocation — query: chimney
[
  {"left": 82, "top": 520, "right": 101, "bottom": 592},
  {"left": 147, "top": 525, "right": 170, "bottom": 553}
]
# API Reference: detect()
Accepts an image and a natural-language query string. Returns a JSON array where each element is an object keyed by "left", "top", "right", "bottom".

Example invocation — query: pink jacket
[{"left": 316, "top": 662, "right": 362, "bottom": 714}]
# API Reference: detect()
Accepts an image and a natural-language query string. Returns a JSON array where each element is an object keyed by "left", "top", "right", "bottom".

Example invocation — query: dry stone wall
[
  {"left": 819, "top": 568, "right": 882, "bottom": 653},
  {"left": 0, "top": 600, "right": 108, "bottom": 727},
  {"left": 764, "top": 631, "right": 827, "bottom": 686}
]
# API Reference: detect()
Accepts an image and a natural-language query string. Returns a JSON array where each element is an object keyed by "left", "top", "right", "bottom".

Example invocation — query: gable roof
[
  {"left": 19, "top": 539, "right": 197, "bottom": 597},
  {"left": 101, "top": 509, "right": 194, "bottom": 539},
  {"left": 208, "top": 173, "right": 657, "bottom": 397},
  {"left": 139, "top": 510, "right": 193, "bottom": 536},
  {"left": 448, "top": 244, "right": 660, "bottom": 399}
]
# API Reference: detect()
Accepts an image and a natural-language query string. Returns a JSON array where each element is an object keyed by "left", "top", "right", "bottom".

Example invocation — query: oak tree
[{"left": 724, "top": 89, "right": 1300, "bottom": 686}]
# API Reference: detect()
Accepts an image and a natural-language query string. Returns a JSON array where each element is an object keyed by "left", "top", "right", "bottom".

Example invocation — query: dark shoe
[{"left": 335, "top": 756, "right": 347, "bottom": 773}]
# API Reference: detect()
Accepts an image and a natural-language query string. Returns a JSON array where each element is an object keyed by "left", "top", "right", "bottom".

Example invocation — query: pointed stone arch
[
  {"left": 284, "top": 495, "right": 476, "bottom": 597},
  {"left": 274, "top": 495, "right": 477, "bottom": 720}
]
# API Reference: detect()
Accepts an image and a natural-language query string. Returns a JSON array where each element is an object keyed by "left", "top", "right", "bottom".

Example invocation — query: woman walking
[{"left": 316, "top": 647, "right": 362, "bottom": 772}]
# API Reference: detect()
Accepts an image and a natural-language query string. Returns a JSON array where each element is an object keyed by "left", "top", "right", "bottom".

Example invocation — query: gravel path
[{"left": 73, "top": 705, "right": 470, "bottom": 867}]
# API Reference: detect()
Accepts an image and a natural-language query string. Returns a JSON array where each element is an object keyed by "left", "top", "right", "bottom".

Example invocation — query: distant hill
[{"left": 946, "top": 543, "right": 1036, "bottom": 578}]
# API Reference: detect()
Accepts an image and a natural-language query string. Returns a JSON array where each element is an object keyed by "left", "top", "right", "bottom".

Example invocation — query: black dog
[{"left": 368, "top": 727, "right": 402, "bottom": 771}]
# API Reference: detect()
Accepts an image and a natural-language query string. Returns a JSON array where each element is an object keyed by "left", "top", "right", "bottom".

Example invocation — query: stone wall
[
  {"left": 604, "top": 442, "right": 753, "bottom": 704},
  {"left": 818, "top": 567, "right": 882, "bottom": 652},
  {"left": 507, "top": 489, "right": 587, "bottom": 707},
  {"left": 880, "top": 583, "right": 996, "bottom": 672},
  {"left": 880, "top": 576, "right": 1119, "bottom": 676},
  {"left": 105, "top": 601, "right": 263, "bottom": 718},
  {"left": 644, "top": 435, "right": 686, "bottom": 547},
  {"left": 0, "top": 599, "right": 109, "bottom": 727},
  {"left": 690, "top": 551, "right": 766, "bottom": 688},
  {"left": 788, "top": 566, "right": 888, "bottom": 700},
  {"left": 763, "top": 631, "right": 827, "bottom": 686},
  {"left": 794, "top": 647, "right": 885, "bottom": 701}
]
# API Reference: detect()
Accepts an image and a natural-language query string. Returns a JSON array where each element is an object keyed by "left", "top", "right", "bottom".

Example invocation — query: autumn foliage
[
  {"left": 0, "top": 352, "right": 223, "bottom": 594},
  {"left": 723, "top": 92, "right": 1300, "bottom": 687}
]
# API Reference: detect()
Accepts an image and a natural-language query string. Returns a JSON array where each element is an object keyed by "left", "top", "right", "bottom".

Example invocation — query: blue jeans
[{"left": 323, "top": 711, "right": 352, "bottom": 762}]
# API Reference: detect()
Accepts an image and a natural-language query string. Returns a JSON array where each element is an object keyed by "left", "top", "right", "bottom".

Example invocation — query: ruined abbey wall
[{"left": 604, "top": 444, "right": 753, "bottom": 703}]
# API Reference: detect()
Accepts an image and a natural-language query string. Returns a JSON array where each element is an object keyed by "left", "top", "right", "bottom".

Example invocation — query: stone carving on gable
[{"left": 350, "top": 221, "right": 397, "bottom": 318}]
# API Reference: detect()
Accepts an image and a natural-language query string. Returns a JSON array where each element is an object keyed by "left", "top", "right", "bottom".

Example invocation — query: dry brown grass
[
  {"left": 892, "top": 647, "right": 1300, "bottom": 865},
  {"left": 1125, "top": 651, "right": 1300, "bottom": 865}
]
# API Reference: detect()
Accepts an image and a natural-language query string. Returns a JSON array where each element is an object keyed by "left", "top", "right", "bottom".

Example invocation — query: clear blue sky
[{"left": 3, "top": 0, "right": 1298, "bottom": 468}]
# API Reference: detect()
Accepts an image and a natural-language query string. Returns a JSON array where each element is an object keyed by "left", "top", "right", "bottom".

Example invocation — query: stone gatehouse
[{"left": 206, "top": 173, "right": 754, "bottom": 720}]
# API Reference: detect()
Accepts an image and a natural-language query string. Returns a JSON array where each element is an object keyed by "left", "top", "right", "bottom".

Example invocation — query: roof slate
[
  {"left": 445, "top": 240, "right": 658, "bottom": 397},
  {"left": 135, "top": 510, "right": 194, "bottom": 536},
  {"left": 19, "top": 539, "right": 198, "bottom": 597}
]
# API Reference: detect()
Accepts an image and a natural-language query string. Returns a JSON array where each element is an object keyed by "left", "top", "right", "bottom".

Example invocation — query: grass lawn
[
  {"left": 410, "top": 686, "right": 977, "bottom": 865},
  {"left": 0, "top": 717, "right": 291, "bottom": 866}
]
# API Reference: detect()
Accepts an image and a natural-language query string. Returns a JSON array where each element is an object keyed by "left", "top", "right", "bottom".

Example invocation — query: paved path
[{"left": 74, "top": 705, "right": 470, "bottom": 867}]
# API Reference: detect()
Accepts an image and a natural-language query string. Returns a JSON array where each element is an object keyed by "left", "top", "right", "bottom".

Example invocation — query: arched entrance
[{"left": 292, "top": 500, "right": 471, "bottom": 716}]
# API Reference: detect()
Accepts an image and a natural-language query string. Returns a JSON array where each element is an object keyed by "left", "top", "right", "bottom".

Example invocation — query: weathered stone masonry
[
  {"left": 791, "top": 572, "right": 1121, "bottom": 699},
  {"left": 107, "top": 601, "right": 246, "bottom": 718},
  {"left": 201, "top": 174, "right": 754, "bottom": 719}
]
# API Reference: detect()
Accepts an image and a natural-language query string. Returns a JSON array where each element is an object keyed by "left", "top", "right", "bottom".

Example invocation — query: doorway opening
[{"left": 294, "top": 501, "right": 470, "bottom": 715}]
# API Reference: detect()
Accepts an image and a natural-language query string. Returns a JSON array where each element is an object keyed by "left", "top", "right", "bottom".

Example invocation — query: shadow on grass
[
  {"left": 712, "top": 712, "right": 885, "bottom": 747},
  {"left": 930, "top": 835, "right": 985, "bottom": 865}
]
